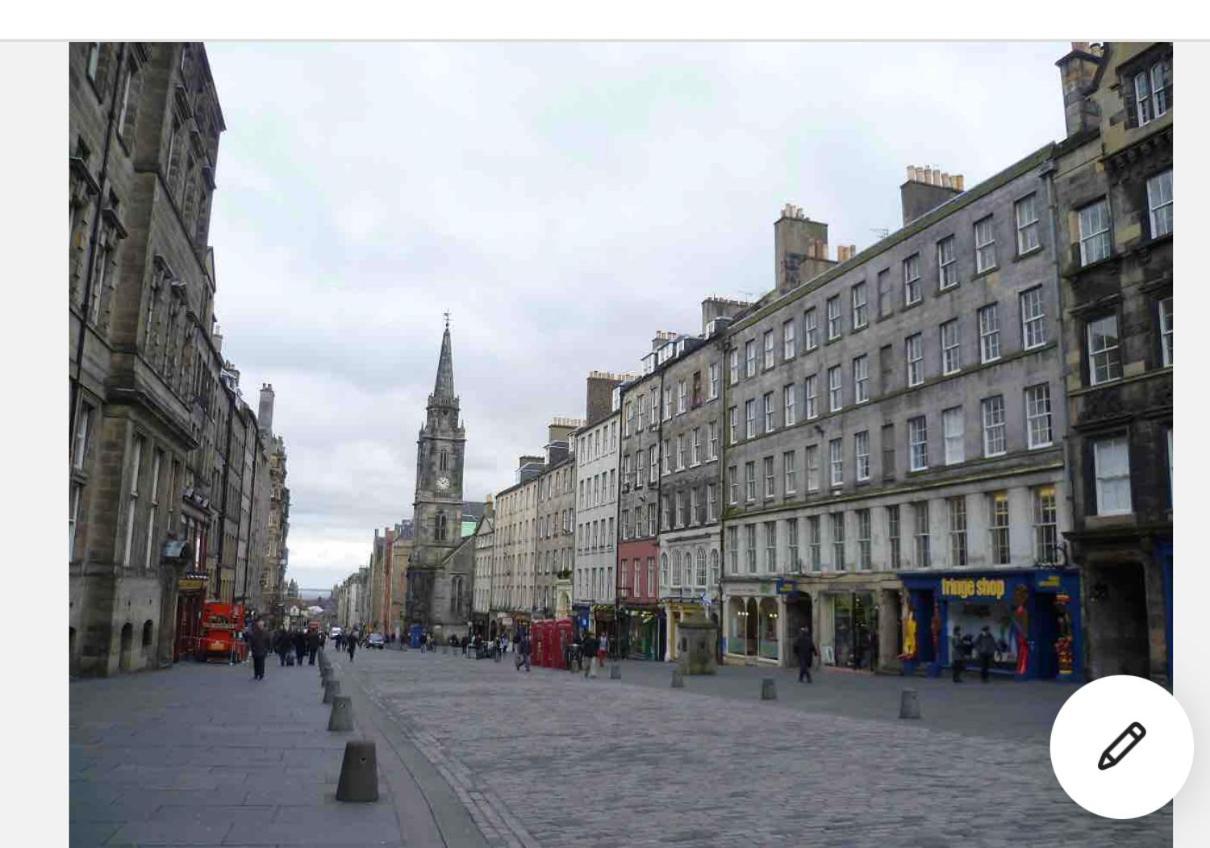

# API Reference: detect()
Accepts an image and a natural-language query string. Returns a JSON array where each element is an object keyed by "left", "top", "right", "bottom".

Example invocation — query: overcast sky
[{"left": 204, "top": 41, "right": 1067, "bottom": 592}]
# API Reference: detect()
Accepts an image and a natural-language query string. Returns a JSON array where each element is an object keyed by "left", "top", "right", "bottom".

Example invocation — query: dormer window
[{"left": 1133, "top": 58, "right": 1171, "bottom": 127}]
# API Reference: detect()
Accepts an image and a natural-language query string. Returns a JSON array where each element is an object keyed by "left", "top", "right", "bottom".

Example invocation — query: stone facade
[
  {"left": 533, "top": 422, "right": 580, "bottom": 618},
  {"left": 1052, "top": 42, "right": 1173, "bottom": 684},
  {"left": 573, "top": 395, "right": 622, "bottom": 619}
]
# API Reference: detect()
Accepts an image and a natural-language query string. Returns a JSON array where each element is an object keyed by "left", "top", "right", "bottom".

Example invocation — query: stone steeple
[{"left": 429, "top": 315, "right": 456, "bottom": 407}]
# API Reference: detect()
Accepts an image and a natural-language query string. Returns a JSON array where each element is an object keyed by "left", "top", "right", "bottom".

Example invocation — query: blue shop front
[{"left": 899, "top": 568, "right": 1082, "bottom": 681}]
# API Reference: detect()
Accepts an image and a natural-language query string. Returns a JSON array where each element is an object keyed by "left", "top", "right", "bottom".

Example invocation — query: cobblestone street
[{"left": 340, "top": 646, "right": 1172, "bottom": 848}]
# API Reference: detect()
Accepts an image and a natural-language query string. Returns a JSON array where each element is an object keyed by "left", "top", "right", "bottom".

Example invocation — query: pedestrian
[
  {"left": 794, "top": 626, "right": 818, "bottom": 683},
  {"left": 974, "top": 625, "right": 998, "bottom": 683},
  {"left": 516, "top": 631, "right": 531, "bottom": 672},
  {"left": 249, "top": 619, "right": 271, "bottom": 680},
  {"left": 306, "top": 628, "right": 320, "bottom": 665},
  {"left": 950, "top": 625, "right": 965, "bottom": 683},
  {"left": 347, "top": 630, "right": 357, "bottom": 662},
  {"left": 597, "top": 633, "right": 608, "bottom": 668},
  {"left": 583, "top": 631, "right": 599, "bottom": 678},
  {"left": 293, "top": 630, "right": 307, "bottom": 668},
  {"left": 461, "top": 635, "right": 469, "bottom": 657},
  {"left": 274, "top": 626, "right": 290, "bottom": 666}
]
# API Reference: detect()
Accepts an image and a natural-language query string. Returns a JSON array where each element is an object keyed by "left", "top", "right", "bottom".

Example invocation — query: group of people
[
  {"left": 241, "top": 620, "right": 325, "bottom": 680},
  {"left": 950, "top": 625, "right": 1000, "bottom": 683}
]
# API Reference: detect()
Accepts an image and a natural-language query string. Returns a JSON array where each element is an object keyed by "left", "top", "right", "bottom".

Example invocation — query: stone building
[
  {"left": 573, "top": 373, "right": 628, "bottom": 636},
  {"left": 1051, "top": 42, "right": 1173, "bottom": 683},
  {"left": 389, "top": 520, "right": 414, "bottom": 641},
  {"left": 471, "top": 499, "right": 495, "bottom": 634},
  {"left": 533, "top": 420, "right": 581, "bottom": 619},
  {"left": 719, "top": 165, "right": 1075, "bottom": 675}
]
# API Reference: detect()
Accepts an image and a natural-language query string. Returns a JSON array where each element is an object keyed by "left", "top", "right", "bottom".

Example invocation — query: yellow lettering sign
[{"left": 941, "top": 578, "right": 1005, "bottom": 599}]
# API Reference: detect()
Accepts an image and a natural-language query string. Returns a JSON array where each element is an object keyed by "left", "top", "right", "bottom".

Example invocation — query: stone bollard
[
  {"left": 899, "top": 689, "right": 921, "bottom": 719},
  {"left": 671, "top": 668, "right": 684, "bottom": 689},
  {"left": 335, "top": 740, "right": 378, "bottom": 802},
  {"left": 323, "top": 679, "right": 341, "bottom": 704},
  {"left": 328, "top": 695, "right": 354, "bottom": 732},
  {"left": 610, "top": 664, "right": 621, "bottom": 680},
  {"left": 761, "top": 677, "right": 777, "bottom": 700}
]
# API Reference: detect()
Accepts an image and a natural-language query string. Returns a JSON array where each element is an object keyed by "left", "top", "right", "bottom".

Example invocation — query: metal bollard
[
  {"left": 899, "top": 689, "right": 921, "bottom": 719},
  {"left": 323, "top": 679, "right": 341, "bottom": 704},
  {"left": 671, "top": 668, "right": 685, "bottom": 688},
  {"left": 761, "top": 677, "right": 777, "bottom": 700},
  {"left": 328, "top": 695, "right": 354, "bottom": 732},
  {"left": 335, "top": 740, "right": 378, "bottom": 802}
]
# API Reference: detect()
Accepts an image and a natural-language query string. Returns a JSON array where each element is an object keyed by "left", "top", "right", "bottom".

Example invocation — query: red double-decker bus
[{"left": 200, "top": 602, "right": 247, "bottom": 663}]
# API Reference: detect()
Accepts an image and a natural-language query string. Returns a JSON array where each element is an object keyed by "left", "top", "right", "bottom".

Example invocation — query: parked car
[{"left": 367, "top": 632, "right": 385, "bottom": 649}]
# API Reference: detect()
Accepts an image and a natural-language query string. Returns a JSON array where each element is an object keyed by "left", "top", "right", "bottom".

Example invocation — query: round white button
[{"left": 1050, "top": 675, "right": 1194, "bottom": 819}]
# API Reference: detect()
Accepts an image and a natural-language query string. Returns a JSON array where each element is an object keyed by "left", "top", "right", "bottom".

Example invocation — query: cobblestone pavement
[
  {"left": 339, "top": 647, "right": 1172, "bottom": 848},
  {"left": 69, "top": 651, "right": 483, "bottom": 847}
]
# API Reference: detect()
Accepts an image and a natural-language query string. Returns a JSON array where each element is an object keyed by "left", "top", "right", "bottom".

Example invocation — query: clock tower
[{"left": 405, "top": 318, "right": 470, "bottom": 634}]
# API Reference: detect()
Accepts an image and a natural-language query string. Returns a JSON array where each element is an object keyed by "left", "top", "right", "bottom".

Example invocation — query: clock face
[{"left": 436, "top": 476, "right": 450, "bottom": 491}]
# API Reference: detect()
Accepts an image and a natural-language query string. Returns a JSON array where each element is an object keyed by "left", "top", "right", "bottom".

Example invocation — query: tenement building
[
  {"left": 1051, "top": 42, "right": 1173, "bottom": 684},
  {"left": 534, "top": 420, "right": 581, "bottom": 619},
  {"left": 489, "top": 456, "right": 543, "bottom": 637},
  {"left": 720, "top": 163, "right": 1076, "bottom": 677},
  {"left": 573, "top": 373, "right": 626, "bottom": 638}
]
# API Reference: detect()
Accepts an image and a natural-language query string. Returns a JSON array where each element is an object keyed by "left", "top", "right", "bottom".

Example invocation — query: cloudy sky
[{"left": 204, "top": 41, "right": 1067, "bottom": 592}]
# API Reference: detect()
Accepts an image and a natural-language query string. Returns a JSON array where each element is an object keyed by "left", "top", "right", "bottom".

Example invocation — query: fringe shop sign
[{"left": 941, "top": 577, "right": 1007, "bottom": 600}]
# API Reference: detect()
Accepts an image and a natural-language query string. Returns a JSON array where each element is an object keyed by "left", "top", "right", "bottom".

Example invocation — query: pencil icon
[{"left": 1098, "top": 721, "right": 1146, "bottom": 770}]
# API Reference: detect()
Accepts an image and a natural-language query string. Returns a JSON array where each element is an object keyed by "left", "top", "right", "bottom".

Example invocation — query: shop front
[
  {"left": 173, "top": 572, "right": 208, "bottom": 662},
  {"left": 819, "top": 590, "right": 876, "bottom": 670},
  {"left": 619, "top": 605, "right": 662, "bottom": 660},
  {"left": 899, "top": 568, "right": 1082, "bottom": 680},
  {"left": 723, "top": 581, "right": 782, "bottom": 664}
]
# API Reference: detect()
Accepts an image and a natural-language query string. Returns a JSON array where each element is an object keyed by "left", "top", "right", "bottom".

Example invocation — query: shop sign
[
  {"left": 775, "top": 578, "right": 798, "bottom": 595},
  {"left": 941, "top": 577, "right": 1006, "bottom": 600},
  {"left": 177, "top": 578, "right": 206, "bottom": 592},
  {"left": 1034, "top": 573, "right": 1063, "bottom": 591}
]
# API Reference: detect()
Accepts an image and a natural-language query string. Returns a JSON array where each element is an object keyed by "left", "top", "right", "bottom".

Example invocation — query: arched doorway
[
  {"left": 119, "top": 623, "right": 134, "bottom": 672},
  {"left": 758, "top": 598, "right": 779, "bottom": 660},
  {"left": 727, "top": 597, "right": 745, "bottom": 655}
]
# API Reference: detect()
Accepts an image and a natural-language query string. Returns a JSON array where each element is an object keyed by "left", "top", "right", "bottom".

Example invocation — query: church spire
[{"left": 430, "top": 314, "right": 456, "bottom": 405}]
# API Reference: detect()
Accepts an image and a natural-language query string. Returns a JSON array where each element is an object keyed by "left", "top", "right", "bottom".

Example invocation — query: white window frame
[
  {"left": 763, "top": 330, "right": 775, "bottom": 370},
  {"left": 745, "top": 461, "right": 756, "bottom": 502},
  {"left": 806, "top": 445, "right": 820, "bottom": 492},
  {"left": 831, "top": 512, "right": 846, "bottom": 571},
  {"left": 1134, "top": 59, "right": 1170, "bottom": 126},
  {"left": 1087, "top": 314, "right": 1122, "bottom": 385},
  {"left": 1078, "top": 198, "right": 1111, "bottom": 266},
  {"left": 974, "top": 216, "right": 996, "bottom": 274},
  {"left": 745, "top": 340, "right": 756, "bottom": 377},
  {"left": 677, "top": 380, "right": 687, "bottom": 414},
  {"left": 906, "top": 333, "right": 924, "bottom": 387},
  {"left": 829, "top": 438, "right": 843, "bottom": 487},
  {"left": 783, "top": 319, "right": 796, "bottom": 360},
  {"left": 1020, "top": 287, "right": 1046, "bottom": 350},
  {"left": 1159, "top": 296, "right": 1173, "bottom": 367},
  {"left": 784, "top": 450, "right": 798, "bottom": 494},
  {"left": 938, "top": 237, "right": 957, "bottom": 289},
  {"left": 853, "top": 355, "right": 869, "bottom": 404},
  {"left": 978, "top": 303, "right": 1001, "bottom": 364},
  {"left": 783, "top": 384, "right": 797, "bottom": 427},
  {"left": 763, "top": 391, "right": 775, "bottom": 433},
  {"left": 764, "top": 456, "right": 775, "bottom": 499},
  {"left": 828, "top": 366, "right": 843, "bottom": 412},
  {"left": 826, "top": 296, "right": 842, "bottom": 341},
  {"left": 729, "top": 350, "right": 739, "bottom": 385},
  {"left": 709, "top": 362, "right": 720, "bottom": 399},
  {"left": 904, "top": 253, "right": 922, "bottom": 304},
  {"left": 708, "top": 420, "right": 719, "bottom": 460},
  {"left": 728, "top": 465, "right": 739, "bottom": 505},
  {"left": 1015, "top": 193, "right": 1040, "bottom": 254},
  {"left": 1094, "top": 435, "right": 1133, "bottom": 515},
  {"left": 851, "top": 282, "right": 868, "bottom": 329},
  {"left": 982, "top": 395, "right": 1007, "bottom": 457},
  {"left": 1025, "top": 384, "right": 1053, "bottom": 449},
  {"left": 804, "top": 308, "right": 819, "bottom": 351},
  {"left": 855, "top": 431, "right": 870, "bottom": 481},
  {"left": 908, "top": 416, "right": 928, "bottom": 471},
  {"left": 940, "top": 320, "right": 960, "bottom": 375},
  {"left": 942, "top": 406, "right": 964, "bottom": 465},
  {"left": 804, "top": 375, "right": 818, "bottom": 420},
  {"left": 1147, "top": 169, "right": 1173, "bottom": 238},
  {"left": 745, "top": 400, "right": 756, "bottom": 439}
]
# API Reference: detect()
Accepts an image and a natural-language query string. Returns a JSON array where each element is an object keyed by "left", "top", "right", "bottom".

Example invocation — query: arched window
[
  {"left": 672, "top": 551, "right": 682, "bottom": 587},
  {"left": 142, "top": 620, "right": 154, "bottom": 647},
  {"left": 439, "top": 449, "right": 448, "bottom": 471},
  {"left": 696, "top": 548, "right": 707, "bottom": 588},
  {"left": 435, "top": 512, "right": 447, "bottom": 541}
]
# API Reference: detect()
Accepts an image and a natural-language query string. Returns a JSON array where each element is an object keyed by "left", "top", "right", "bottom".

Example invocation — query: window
[
  {"left": 828, "top": 366, "right": 843, "bottom": 412},
  {"left": 784, "top": 383, "right": 797, "bottom": 427},
  {"left": 744, "top": 462, "right": 756, "bottom": 502},
  {"left": 691, "top": 428, "right": 701, "bottom": 465},
  {"left": 763, "top": 392, "right": 775, "bottom": 433},
  {"left": 826, "top": 296, "right": 842, "bottom": 340},
  {"left": 881, "top": 423, "right": 895, "bottom": 480},
  {"left": 745, "top": 400, "right": 756, "bottom": 439},
  {"left": 831, "top": 512, "right": 846, "bottom": 571},
  {"left": 877, "top": 269, "right": 892, "bottom": 318},
  {"left": 728, "top": 406, "right": 738, "bottom": 444},
  {"left": 804, "top": 375, "right": 818, "bottom": 420},
  {"left": 1034, "top": 486, "right": 1058, "bottom": 564},
  {"left": 808, "top": 516, "right": 821, "bottom": 571},
  {"left": 989, "top": 492, "right": 1010, "bottom": 564},
  {"left": 853, "top": 355, "right": 869, "bottom": 403},
  {"left": 1094, "top": 435, "right": 1133, "bottom": 515},
  {"left": 1015, "top": 193, "right": 1040, "bottom": 254},
  {"left": 974, "top": 216, "right": 996, "bottom": 273},
  {"left": 677, "top": 435, "right": 687, "bottom": 470},
  {"left": 1134, "top": 57, "right": 1170, "bottom": 126},
  {"left": 982, "top": 395, "right": 1006, "bottom": 456},
  {"left": 85, "top": 42, "right": 101, "bottom": 82},
  {"left": 948, "top": 496, "right": 968, "bottom": 567},
  {"left": 745, "top": 340, "right": 757, "bottom": 377},
  {"left": 677, "top": 380, "right": 687, "bottom": 414},
  {"left": 1020, "top": 287, "right": 1046, "bottom": 349},
  {"left": 709, "top": 362, "right": 720, "bottom": 399},
  {"left": 978, "top": 304, "right": 1001, "bottom": 363},
  {"left": 764, "top": 456, "right": 776, "bottom": 498},
  {"left": 649, "top": 446, "right": 658, "bottom": 483},
  {"left": 1148, "top": 169, "right": 1173, "bottom": 238},
  {"left": 707, "top": 421, "right": 719, "bottom": 460},
  {"left": 663, "top": 388, "right": 673, "bottom": 420},
  {"left": 637, "top": 395, "right": 646, "bottom": 430},
  {"left": 787, "top": 518, "right": 799, "bottom": 570},
  {"left": 938, "top": 236, "right": 958, "bottom": 289},
  {"left": 144, "top": 449, "right": 161, "bottom": 569},
  {"left": 727, "top": 527, "right": 738, "bottom": 574},
  {"left": 70, "top": 482, "right": 82, "bottom": 560},
  {"left": 1025, "top": 384, "right": 1053, "bottom": 448},
  {"left": 908, "top": 416, "right": 928, "bottom": 471},
  {"left": 696, "top": 549, "right": 707, "bottom": 587},
  {"left": 856, "top": 509, "right": 872, "bottom": 570},
  {"left": 707, "top": 483, "right": 717, "bottom": 522},
  {"left": 1087, "top": 314, "right": 1122, "bottom": 385},
  {"left": 73, "top": 401, "right": 94, "bottom": 470},
  {"left": 123, "top": 435, "right": 143, "bottom": 568},
  {"left": 852, "top": 282, "right": 868, "bottom": 329},
  {"left": 745, "top": 525, "right": 757, "bottom": 574},
  {"left": 648, "top": 503, "right": 658, "bottom": 536},
  {"left": 855, "top": 431, "right": 870, "bottom": 481},
  {"left": 765, "top": 522, "right": 777, "bottom": 573},
  {"left": 906, "top": 333, "right": 924, "bottom": 387},
  {"left": 677, "top": 491, "right": 687, "bottom": 527},
  {"left": 829, "top": 438, "right": 843, "bottom": 487},
  {"left": 913, "top": 502, "right": 931, "bottom": 568},
  {"left": 940, "top": 320, "right": 961, "bottom": 375},
  {"left": 662, "top": 440, "right": 671, "bottom": 474},
  {"left": 784, "top": 450, "right": 798, "bottom": 494},
  {"left": 887, "top": 505, "right": 901, "bottom": 569},
  {"left": 1159, "top": 296, "right": 1173, "bottom": 367},
  {"left": 806, "top": 445, "right": 820, "bottom": 492},
  {"left": 728, "top": 465, "right": 739, "bottom": 505},
  {"left": 904, "top": 253, "right": 921, "bottom": 305},
  {"left": 943, "top": 406, "right": 964, "bottom": 465},
  {"left": 666, "top": 553, "right": 675, "bottom": 588},
  {"left": 763, "top": 330, "right": 775, "bottom": 370},
  {"left": 783, "top": 319, "right": 797, "bottom": 360},
  {"left": 1078, "top": 198, "right": 1111, "bottom": 266},
  {"left": 729, "top": 350, "right": 739, "bottom": 385},
  {"left": 804, "top": 308, "right": 819, "bottom": 350}
]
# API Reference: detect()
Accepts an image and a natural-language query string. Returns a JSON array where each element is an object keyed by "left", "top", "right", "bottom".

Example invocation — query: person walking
[
  {"left": 794, "top": 626, "right": 817, "bottom": 683},
  {"left": 347, "top": 629, "right": 358, "bottom": 662},
  {"left": 950, "top": 625, "right": 966, "bottom": 683},
  {"left": 306, "top": 628, "right": 320, "bottom": 665},
  {"left": 292, "top": 629, "right": 306, "bottom": 668},
  {"left": 249, "top": 620, "right": 271, "bottom": 680},
  {"left": 516, "top": 631, "right": 531, "bottom": 672},
  {"left": 273, "top": 627, "right": 290, "bottom": 666},
  {"left": 597, "top": 633, "right": 608, "bottom": 668},
  {"left": 583, "top": 631, "right": 599, "bottom": 678},
  {"left": 974, "top": 625, "right": 998, "bottom": 683}
]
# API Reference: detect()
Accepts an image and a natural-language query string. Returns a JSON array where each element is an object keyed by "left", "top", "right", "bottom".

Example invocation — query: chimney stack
[
  {"left": 258, "top": 383, "right": 275, "bottom": 435},
  {"left": 1056, "top": 42, "right": 1104, "bottom": 138},
  {"left": 775, "top": 204, "right": 833, "bottom": 294},
  {"left": 900, "top": 164, "right": 964, "bottom": 226}
]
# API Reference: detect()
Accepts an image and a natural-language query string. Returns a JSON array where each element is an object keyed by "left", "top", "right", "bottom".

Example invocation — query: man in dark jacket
[
  {"left": 794, "top": 627, "right": 817, "bottom": 683},
  {"left": 273, "top": 627, "right": 290, "bottom": 666},
  {"left": 516, "top": 632, "right": 531, "bottom": 672},
  {"left": 292, "top": 630, "right": 306, "bottom": 668},
  {"left": 950, "top": 625, "right": 966, "bottom": 683},
  {"left": 347, "top": 629, "right": 357, "bottom": 662},
  {"left": 249, "top": 620, "right": 271, "bottom": 680},
  {"left": 306, "top": 629, "right": 320, "bottom": 665},
  {"left": 582, "top": 632, "right": 598, "bottom": 678},
  {"left": 973, "top": 625, "right": 998, "bottom": 683}
]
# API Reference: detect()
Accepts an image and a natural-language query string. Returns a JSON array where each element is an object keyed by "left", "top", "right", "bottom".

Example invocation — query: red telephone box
[
  {"left": 532, "top": 620, "right": 549, "bottom": 668},
  {"left": 555, "top": 618, "right": 574, "bottom": 668}
]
